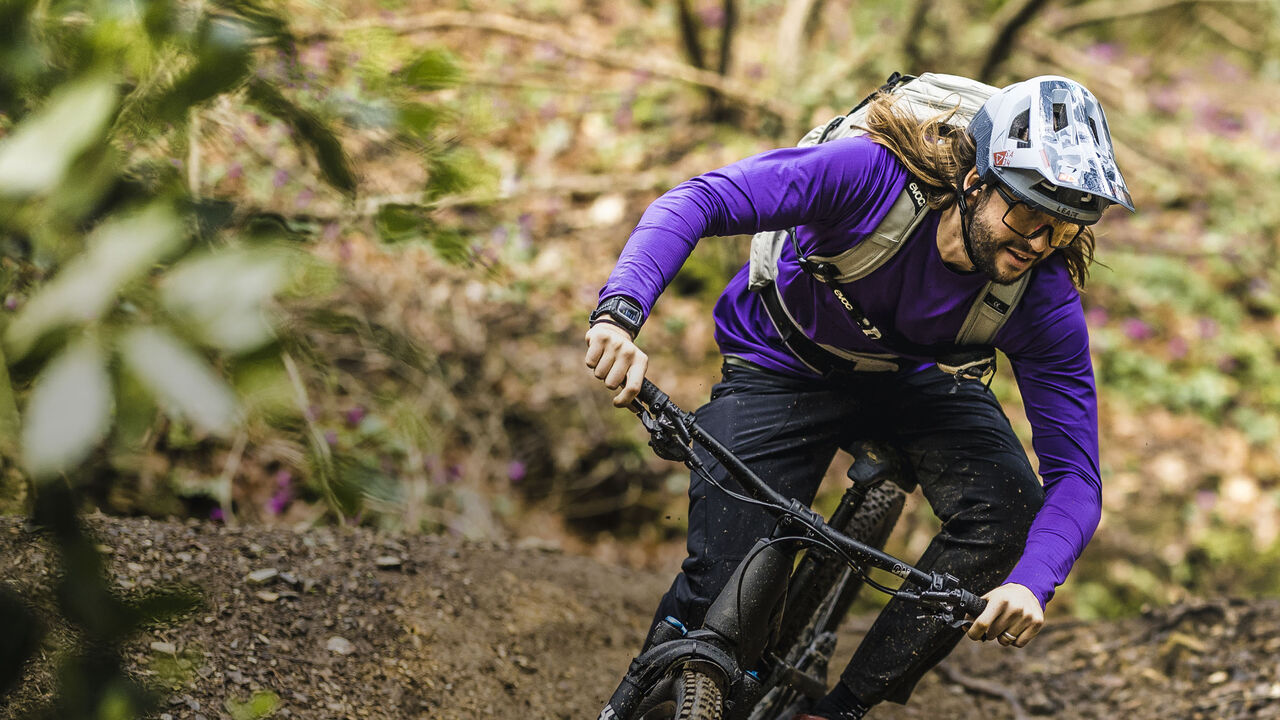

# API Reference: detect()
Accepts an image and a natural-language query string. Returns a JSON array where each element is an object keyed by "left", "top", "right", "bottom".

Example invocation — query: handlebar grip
[
  {"left": 964, "top": 592, "right": 987, "bottom": 618},
  {"left": 638, "top": 378, "right": 664, "bottom": 407}
]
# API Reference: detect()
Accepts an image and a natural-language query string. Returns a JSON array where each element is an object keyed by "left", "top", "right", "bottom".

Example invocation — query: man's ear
[{"left": 962, "top": 167, "right": 982, "bottom": 192}]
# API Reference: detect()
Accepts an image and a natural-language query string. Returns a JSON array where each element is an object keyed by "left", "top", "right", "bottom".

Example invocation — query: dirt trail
[{"left": 3, "top": 517, "right": 1278, "bottom": 719}]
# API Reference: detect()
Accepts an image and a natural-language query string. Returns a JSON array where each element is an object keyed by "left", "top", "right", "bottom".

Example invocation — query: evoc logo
[
  {"left": 598, "top": 705, "right": 617, "bottom": 720},
  {"left": 907, "top": 181, "right": 927, "bottom": 209},
  {"left": 831, "top": 287, "right": 854, "bottom": 312}
]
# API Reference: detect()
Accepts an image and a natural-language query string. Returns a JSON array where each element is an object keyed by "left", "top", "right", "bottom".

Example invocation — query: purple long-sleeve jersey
[{"left": 599, "top": 137, "right": 1101, "bottom": 608}]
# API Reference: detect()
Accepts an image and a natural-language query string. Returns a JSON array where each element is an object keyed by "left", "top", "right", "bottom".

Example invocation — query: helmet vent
[
  {"left": 1051, "top": 103, "right": 1068, "bottom": 132},
  {"left": 1009, "top": 108, "right": 1031, "bottom": 148}
]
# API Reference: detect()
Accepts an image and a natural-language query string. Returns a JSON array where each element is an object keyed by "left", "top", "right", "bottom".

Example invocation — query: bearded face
[{"left": 965, "top": 189, "right": 1052, "bottom": 285}]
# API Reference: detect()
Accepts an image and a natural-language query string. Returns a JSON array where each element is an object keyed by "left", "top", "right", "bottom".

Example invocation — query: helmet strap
[{"left": 954, "top": 181, "right": 984, "bottom": 270}]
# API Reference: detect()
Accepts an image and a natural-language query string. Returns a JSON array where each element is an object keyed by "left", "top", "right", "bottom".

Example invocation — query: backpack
[{"left": 747, "top": 72, "right": 1030, "bottom": 381}]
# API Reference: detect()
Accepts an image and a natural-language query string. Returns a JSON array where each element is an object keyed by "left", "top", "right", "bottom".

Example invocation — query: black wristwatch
[{"left": 589, "top": 295, "right": 644, "bottom": 337}]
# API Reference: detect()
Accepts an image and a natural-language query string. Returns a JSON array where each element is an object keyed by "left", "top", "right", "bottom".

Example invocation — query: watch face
[{"left": 614, "top": 302, "right": 643, "bottom": 326}]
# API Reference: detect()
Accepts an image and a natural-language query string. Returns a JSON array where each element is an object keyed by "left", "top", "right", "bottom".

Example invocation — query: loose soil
[{"left": 3, "top": 517, "right": 1279, "bottom": 720}]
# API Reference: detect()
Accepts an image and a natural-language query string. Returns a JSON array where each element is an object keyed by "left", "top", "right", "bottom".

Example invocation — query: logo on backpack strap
[
  {"left": 907, "top": 181, "right": 927, "bottom": 210},
  {"left": 982, "top": 293, "right": 1010, "bottom": 314}
]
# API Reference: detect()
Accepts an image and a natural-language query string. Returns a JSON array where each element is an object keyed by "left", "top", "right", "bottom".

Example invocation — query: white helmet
[{"left": 969, "top": 76, "right": 1135, "bottom": 224}]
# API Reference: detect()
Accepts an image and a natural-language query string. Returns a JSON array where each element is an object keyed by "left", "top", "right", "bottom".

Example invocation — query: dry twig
[
  {"left": 298, "top": 10, "right": 796, "bottom": 124},
  {"left": 1049, "top": 0, "right": 1264, "bottom": 33},
  {"left": 979, "top": 0, "right": 1052, "bottom": 82},
  {"left": 934, "top": 662, "right": 1032, "bottom": 720}
]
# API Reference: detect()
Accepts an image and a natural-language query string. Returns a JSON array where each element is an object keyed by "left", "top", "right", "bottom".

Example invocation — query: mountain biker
[{"left": 584, "top": 75, "right": 1133, "bottom": 720}]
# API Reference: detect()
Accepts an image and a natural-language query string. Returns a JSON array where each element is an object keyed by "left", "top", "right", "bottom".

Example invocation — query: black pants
[{"left": 651, "top": 360, "right": 1044, "bottom": 705}]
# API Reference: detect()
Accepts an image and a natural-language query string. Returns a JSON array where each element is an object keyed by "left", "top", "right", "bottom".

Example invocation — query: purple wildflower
[
  {"left": 1121, "top": 318, "right": 1154, "bottom": 341},
  {"left": 344, "top": 407, "right": 366, "bottom": 428},
  {"left": 296, "top": 188, "right": 314, "bottom": 209},
  {"left": 4, "top": 295, "right": 19, "bottom": 311},
  {"left": 697, "top": 5, "right": 724, "bottom": 27},
  {"left": 1084, "top": 307, "right": 1108, "bottom": 327},
  {"left": 507, "top": 461, "right": 527, "bottom": 483},
  {"left": 1088, "top": 43, "right": 1118, "bottom": 63},
  {"left": 273, "top": 169, "right": 288, "bottom": 188},
  {"left": 1167, "top": 336, "right": 1189, "bottom": 360},
  {"left": 324, "top": 430, "right": 338, "bottom": 447},
  {"left": 226, "top": 163, "right": 243, "bottom": 180},
  {"left": 210, "top": 507, "right": 225, "bottom": 522},
  {"left": 1196, "top": 490, "right": 1216, "bottom": 511},
  {"left": 1198, "top": 318, "right": 1220, "bottom": 339}
]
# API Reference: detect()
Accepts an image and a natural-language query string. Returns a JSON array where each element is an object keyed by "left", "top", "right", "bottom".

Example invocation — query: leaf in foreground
[
  {"left": 120, "top": 327, "right": 240, "bottom": 435},
  {"left": 5, "top": 205, "right": 187, "bottom": 359},
  {"left": 0, "top": 75, "right": 118, "bottom": 197},
  {"left": 22, "top": 341, "right": 113, "bottom": 481}
]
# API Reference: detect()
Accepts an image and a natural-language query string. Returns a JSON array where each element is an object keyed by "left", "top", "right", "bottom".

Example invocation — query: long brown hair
[{"left": 854, "top": 93, "right": 1095, "bottom": 290}]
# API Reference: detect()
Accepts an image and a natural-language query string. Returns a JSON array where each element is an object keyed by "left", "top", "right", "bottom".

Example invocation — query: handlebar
[{"left": 631, "top": 377, "right": 988, "bottom": 625}]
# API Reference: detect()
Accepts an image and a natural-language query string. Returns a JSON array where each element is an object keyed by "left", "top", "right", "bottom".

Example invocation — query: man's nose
[{"left": 1027, "top": 231, "right": 1050, "bottom": 254}]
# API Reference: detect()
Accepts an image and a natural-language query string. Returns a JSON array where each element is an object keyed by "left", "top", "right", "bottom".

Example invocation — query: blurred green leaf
[
  {"left": 0, "top": 75, "right": 118, "bottom": 197},
  {"left": 401, "top": 48, "right": 461, "bottom": 91},
  {"left": 151, "top": 17, "right": 254, "bottom": 122},
  {"left": 225, "top": 690, "right": 280, "bottom": 720},
  {"left": 22, "top": 340, "right": 113, "bottom": 481},
  {"left": 397, "top": 101, "right": 445, "bottom": 140},
  {"left": 160, "top": 248, "right": 287, "bottom": 353},
  {"left": 119, "top": 327, "right": 240, "bottom": 435},
  {"left": 246, "top": 79, "right": 357, "bottom": 195},
  {"left": 374, "top": 203, "right": 424, "bottom": 243},
  {"left": 425, "top": 148, "right": 476, "bottom": 200},
  {"left": 5, "top": 204, "right": 187, "bottom": 360},
  {"left": 0, "top": 342, "right": 20, "bottom": 458}
]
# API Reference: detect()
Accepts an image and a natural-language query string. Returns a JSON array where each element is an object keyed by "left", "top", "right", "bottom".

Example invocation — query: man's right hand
[{"left": 584, "top": 320, "right": 648, "bottom": 407}]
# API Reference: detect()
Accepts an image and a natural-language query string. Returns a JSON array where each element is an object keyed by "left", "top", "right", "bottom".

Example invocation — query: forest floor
[{"left": 3, "top": 516, "right": 1280, "bottom": 720}]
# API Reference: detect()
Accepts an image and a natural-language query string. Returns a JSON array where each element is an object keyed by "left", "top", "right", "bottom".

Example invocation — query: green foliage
[
  {"left": 225, "top": 690, "right": 280, "bottom": 720},
  {"left": 0, "top": 0, "right": 481, "bottom": 713}
]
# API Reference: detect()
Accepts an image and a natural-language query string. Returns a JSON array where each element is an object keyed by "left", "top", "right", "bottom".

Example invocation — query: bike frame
[{"left": 599, "top": 379, "right": 986, "bottom": 720}]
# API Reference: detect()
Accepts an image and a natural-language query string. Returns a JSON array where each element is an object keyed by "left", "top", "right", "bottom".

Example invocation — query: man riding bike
[{"left": 584, "top": 75, "right": 1134, "bottom": 720}]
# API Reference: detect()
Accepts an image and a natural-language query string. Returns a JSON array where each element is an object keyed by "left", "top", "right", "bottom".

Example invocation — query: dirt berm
[{"left": 2, "top": 517, "right": 1278, "bottom": 719}]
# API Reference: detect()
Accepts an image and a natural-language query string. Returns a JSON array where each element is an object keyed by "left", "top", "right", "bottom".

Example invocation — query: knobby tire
[{"left": 676, "top": 667, "right": 724, "bottom": 720}]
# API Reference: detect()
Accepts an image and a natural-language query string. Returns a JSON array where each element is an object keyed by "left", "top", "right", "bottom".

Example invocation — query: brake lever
[
  {"left": 905, "top": 589, "right": 975, "bottom": 629},
  {"left": 630, "top": 397, "right": 695, "bottom": 463}
]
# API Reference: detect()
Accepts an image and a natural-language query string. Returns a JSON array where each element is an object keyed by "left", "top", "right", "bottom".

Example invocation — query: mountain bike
[{"left": 599, "top": 379, "right": 986, "bottom": 720}]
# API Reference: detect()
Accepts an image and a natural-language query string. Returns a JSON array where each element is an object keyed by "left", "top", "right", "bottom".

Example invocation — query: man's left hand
[{"left": 965, "top": 583, "right": 1043, "bottom": 649}]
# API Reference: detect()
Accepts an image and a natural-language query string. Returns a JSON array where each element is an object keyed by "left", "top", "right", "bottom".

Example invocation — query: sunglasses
[{"left": 993, "top": 185, "right": 1085, "bottom": 249}]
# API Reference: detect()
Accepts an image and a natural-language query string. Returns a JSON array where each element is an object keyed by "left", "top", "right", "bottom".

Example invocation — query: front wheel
[{"left": 633, "top": 666, "right": 725, "bottom": 720}]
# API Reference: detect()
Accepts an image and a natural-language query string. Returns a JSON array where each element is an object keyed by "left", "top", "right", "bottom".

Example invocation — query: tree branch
[
  {"left": 1195, "top": 4, "right": 1265, "bottom": 52},
  {"left": 1049, "top": 0, "right": 1264, "bottom": 34},
  {"left": 719, "top": 0, "right": 738, "bottom": 77},
  {"left": 900, "top": 0, "right": 933, "bottom": 71},
  {"left": 298, "top": 11, "right": 795, "bottom": 124},
  {"left": 934, "top": 662, "right": 1032, "bottom": 720},
  {"left": 776, "top": 0, "right": 825, "bottom": 88},
  {"left": 979, "top": 0, "right": 1053, "bottom": 82},
  {"left": 675, "top": 0, "right": 708, "bottom": 70}
]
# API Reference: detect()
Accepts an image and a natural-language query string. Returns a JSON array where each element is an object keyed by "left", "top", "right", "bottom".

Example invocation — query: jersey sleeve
[
  {"left": 597, "top": 138, "right": 899, "bottom": 320},
  {"left": 998, "top": 267, "right": 1102, "bottom": 608}
]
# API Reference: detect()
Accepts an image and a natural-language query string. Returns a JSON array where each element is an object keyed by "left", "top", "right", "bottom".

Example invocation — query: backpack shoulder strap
[
  {"left": 954, "top": 274, "right": 1032, "bottom": 346},
  {"left": 796, "top": 178, "right": 933, "bottom": 284}
]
